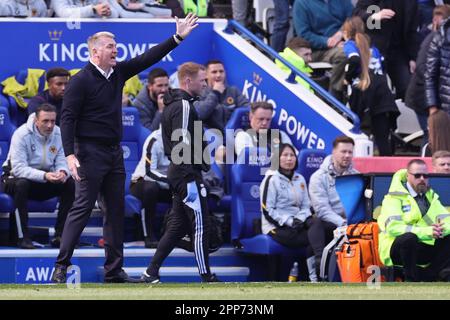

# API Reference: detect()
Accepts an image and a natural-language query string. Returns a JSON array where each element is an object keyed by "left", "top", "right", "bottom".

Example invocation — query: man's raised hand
[{"left": 175, "top": 13, "right": 199, "bottom": 40}]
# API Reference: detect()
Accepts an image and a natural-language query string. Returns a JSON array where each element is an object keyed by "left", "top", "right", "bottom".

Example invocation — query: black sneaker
[
  {"left": 51, "top": 266, "right": 67, "bottom": 284},
  {"left": 104, "top": 270, "right": 144, "bottom": 283},
  {"left": 201, "top": 273, "right": 221, "bottom": 283},
  {"left": 141, "top": 271, "right": 160, "bottom": 284},
  {"left": 17, "top": 238, "right": 35, "bottom": 249}
]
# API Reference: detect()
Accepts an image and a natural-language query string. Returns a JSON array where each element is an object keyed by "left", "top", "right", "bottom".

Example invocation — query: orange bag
[{"left": 336, "top": 222, "right": 384, "bottom": 283}]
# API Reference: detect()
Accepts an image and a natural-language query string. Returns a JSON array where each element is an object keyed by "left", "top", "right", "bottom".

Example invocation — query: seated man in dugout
[
  {"left": 1, "top": 103, "right": 75, "bottom": 249},
  {"left": 378, "top": 159, "right": 450, "bottom": 282},
  {"left": 432, "top": 150, "right": 450, "bottom": 174}
]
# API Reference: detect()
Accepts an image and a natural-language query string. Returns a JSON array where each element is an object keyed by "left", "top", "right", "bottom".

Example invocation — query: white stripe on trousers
[
  {"left": 182, "top": 100, "right": 190, "bottom": 145},
  {"left": 14, "top": 209, "right": 24, "bottom": 239},
  {"left": 183, "top": 182, "right": 207, "bottom": 275}
]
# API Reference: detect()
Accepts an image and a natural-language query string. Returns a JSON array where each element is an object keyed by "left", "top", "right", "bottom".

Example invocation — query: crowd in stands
[
  {"left": 0, "top": 0, "right": 205, "bottom": 19},
  {"left": 3, "top": 1, "right": 450, "bottom": 283}
]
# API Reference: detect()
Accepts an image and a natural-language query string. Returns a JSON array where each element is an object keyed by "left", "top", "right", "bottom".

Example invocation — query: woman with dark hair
[
  {"left": 260, "top": 143, "right": 329, "bottom": 281},
  {"left": 428, "top": 110, "right": 450, "bottom": 155}
]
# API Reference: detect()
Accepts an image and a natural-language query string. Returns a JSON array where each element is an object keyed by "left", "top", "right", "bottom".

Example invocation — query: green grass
[{"left": 0, "top": 282, "right": 449, "bottom": 300}]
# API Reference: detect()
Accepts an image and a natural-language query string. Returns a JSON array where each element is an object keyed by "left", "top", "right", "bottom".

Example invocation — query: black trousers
[
  {"left": 147, "top": 165, "right": 211, "bottom": 277},
  {"left": 390, "top": 232, "right": 450, "bottom": 282},
  {"left": 2, "top": 177, "right": 75, "bottom": 239},
  {"left": 129, "top": 179, "right": 172, "bottom": 239},
  {"left": 371, "top": 113, "right": 395, "bottom": 156},
  {"left": 269, "top": 217, "right": 335, "bottom": 273},
  {"left": 386, "top": 49, "right": 412, "bottom": 101},
  {"left": 55, "top": 142, "right": 125, "bottom": 279}
]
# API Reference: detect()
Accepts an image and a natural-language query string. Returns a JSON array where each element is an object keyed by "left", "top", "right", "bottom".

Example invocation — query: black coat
[
  {"left": 405, "top": 31, "right": 435, "bottom": 115},
  {"left": 353, "top": 0, "right": 419, "bottom": 60},
  {"left": 425, "top": 19, "right": 450, "bottom": 113}
]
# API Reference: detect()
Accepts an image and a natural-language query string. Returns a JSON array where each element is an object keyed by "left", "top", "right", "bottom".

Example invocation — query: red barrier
[{"left": 353, "top": 157, "right": 433, "bottom": 173}]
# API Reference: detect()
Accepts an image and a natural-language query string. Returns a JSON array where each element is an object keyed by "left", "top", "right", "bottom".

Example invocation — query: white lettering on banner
[
  {"left": 25, "top": 267, "right": 55, "bottom": 282},
  {"left": 122, "top": 114, "right": 135, "bottom": 127},
  {"left": 241, "top": 79, "right": 325, "bottom": 150},
  {"left": 0, "top": 114, "right": 4, "bottom": 125},
  {"left": 39, "top": 43, "right": 173, "bottom": 63}
]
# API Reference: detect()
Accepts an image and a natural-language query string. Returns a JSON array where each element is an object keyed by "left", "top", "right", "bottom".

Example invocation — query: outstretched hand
[{"left": 175, "top": 13, "right": 199, "bottom": 40}]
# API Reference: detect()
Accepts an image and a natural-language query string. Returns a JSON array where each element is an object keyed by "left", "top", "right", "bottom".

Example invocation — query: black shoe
[
  {"left": 439, "top": 268, "right": 450, "bottom": 281},
  {"left": 51, "top": 265, "right": 67, "bottom": 283},
  {"left": 144, "top": 237, "right": 158, "bottom": 249},
  {"left": 104, "top": 270, "right": 144, "bottom": 283},
  {"left": 201, "top": 273, "right": 221, "bottom": 283},
  {"left": 50, "top": 236, "right": 61, "bottom": 248},
  {"left": 141, "top": 271, "right": 160, "bottom": 284},
  {"left": 18, "top": 238, "right": 35, "bottom": 249}
]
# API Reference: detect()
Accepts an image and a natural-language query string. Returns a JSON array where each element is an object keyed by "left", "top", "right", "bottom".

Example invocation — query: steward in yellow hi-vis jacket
[{"left": 378, "top": 159, "right": 450, "bottom": 281}]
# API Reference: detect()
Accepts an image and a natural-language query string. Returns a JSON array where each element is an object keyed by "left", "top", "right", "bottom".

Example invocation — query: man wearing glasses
[{"left": 378, "top": 159, "right": 450, "bottom": 282}]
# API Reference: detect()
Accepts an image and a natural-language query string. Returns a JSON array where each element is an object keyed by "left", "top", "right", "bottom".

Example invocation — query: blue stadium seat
[
  {"left": 121, "top": 107, "right": 151, "bottom": 217},
  {"left": 225, "top": 107, "right": 250, "bottom": 131},
  {"left": 230, "top": 147, "right": 302, "bottom": 256},
  {"left": 296, "top": 149, "right": 327, "bottom": 184},
  {"left": 335, "top": 174, "right": 367, "bottom": 224},
  {"left": 0, "top": 106, "right": 15, "bottom": 213}
]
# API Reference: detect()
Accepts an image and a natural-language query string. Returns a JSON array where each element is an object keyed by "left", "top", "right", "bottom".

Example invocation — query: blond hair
[
  {"left": 432, "top": 150, "right": 450, "bottom": 164},
  {"left": 177, "top": 62, "right": 205, "bottom": 83},
  {"left": 87, "top": 31, "right": 115, "bottom": 56}
]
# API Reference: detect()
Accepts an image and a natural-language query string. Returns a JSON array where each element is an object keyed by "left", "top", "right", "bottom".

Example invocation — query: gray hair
[{"left": 87, "top": 31, "right": 115, "bottom": 56}]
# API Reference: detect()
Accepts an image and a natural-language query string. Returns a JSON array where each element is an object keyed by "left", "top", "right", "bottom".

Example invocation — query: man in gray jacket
[
  {"left": 52, "top": 0, "right": 119, "bottom": 18},
  {"left": 1, "top": 104, "right": 74, "bottom": 249},
  {"left": 132, "top": 68, "right": 169, "bottom": 131},
  {"left": 309, "top": 135, "right": 359, "bottom": 228},
  {"left": 196, "top": 60, "right": 249, "bottom": 132}
]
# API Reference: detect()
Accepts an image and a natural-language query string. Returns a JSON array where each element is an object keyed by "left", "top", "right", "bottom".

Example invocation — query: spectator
[
  {"left": 406, "top": 5, "right": 450, "bottom": 151},
  {"left": 417, "top": 0, "right": 436, "bottom": 41},
  {"left": 155, "top": 0, "right": 185, "bottom": 17},
  {"left": 428, "top": 109, "right": 450, "bottom": 154},
  {"left": 1, "top": 0, "right": 48, "bottom": 17},
  {"left": 196, "top": 60, "right": 249, "bottom": 132},
  {"left": 0, "top": 104, "right": 74, "bottom": 249},
  {"left": 309, "top": 135, "right": 359, "bottom": 227},
  {"left": 109, "top": 0, "right": 172, "bottom": 18},
  {"left": 27, "top": 67, "right": 70, "bottom": 126},
  {"left": 52, "top": 0, "right": 119, "bottom": 18},
  {"left": 231, "top": 0, "right": 248, "bottom": 28},
  {"left": 432, "top": 150, "right": 450, "bottom": 174},
  {"left": 342, "top": 16, "right": 399, "bottom": 156},
  {"left": 234, "top": 101, "right": 293, "bottom": 157},
  {"left": 378, "top": 159, "right": 450, "bottom": 281},
  {"left": 132, "top": 68, "right": 169, "bottom": 131},
  {"left": 176, "top": 0, "right": 213, "bottom": 17},
  {"left": 270, "top": 0, "right": 293, "bottom": 53},
  {"left": 293, "top": 0, "right": 353, "bottom": 101},
  {"left": 130, "top": 127, "right": 172, "bottom": 248},
  {"left": 425, "top": 11, "right": 450, "bottom": 155},
  {"left": 354, "top": 0, "right": 419, "bottom": 101},
  {"left": 418, "top": 2, "right": 450, "bottom": 41},
  {"left": 260, "top": 143, "right": 330, "bottom": 281},
  {"left": 275, "top": 37, "right": 313, "bottom": 91}
]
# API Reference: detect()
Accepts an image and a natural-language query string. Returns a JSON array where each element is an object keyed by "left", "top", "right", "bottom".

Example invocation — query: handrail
[{"left": 223, "top": 20, "right": 361, "bottom": 134}]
